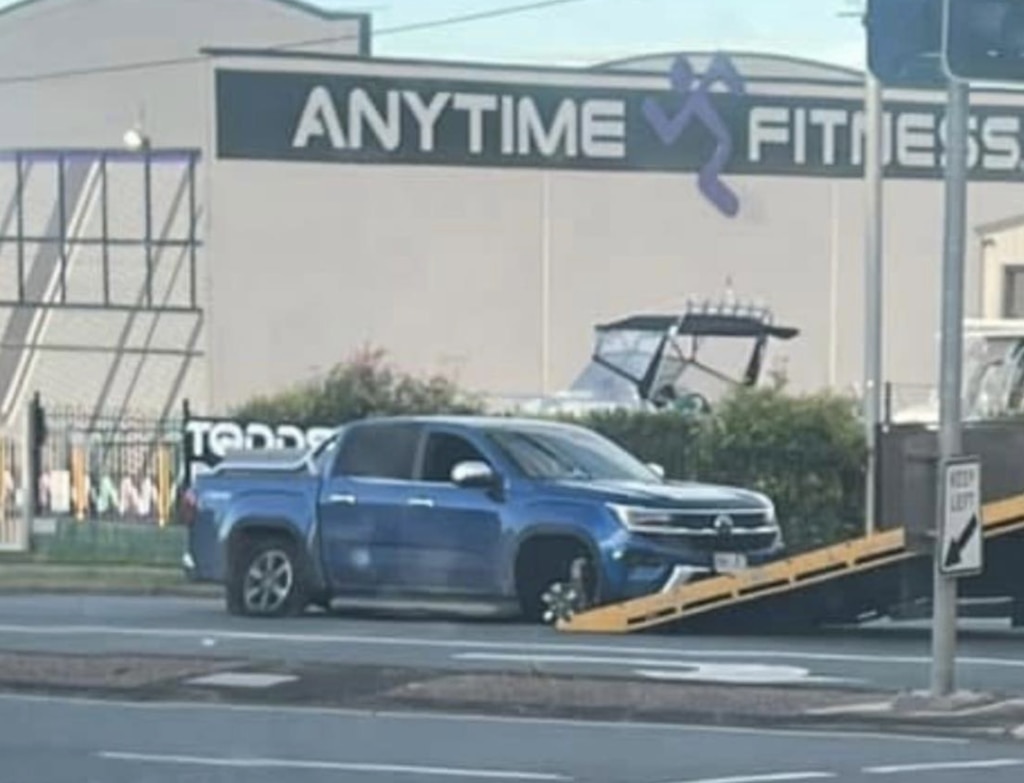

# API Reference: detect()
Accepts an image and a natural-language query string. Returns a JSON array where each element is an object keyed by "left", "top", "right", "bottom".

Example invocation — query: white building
[{"left": 2, "top": 0, "right": 1024, "bottom": 422}]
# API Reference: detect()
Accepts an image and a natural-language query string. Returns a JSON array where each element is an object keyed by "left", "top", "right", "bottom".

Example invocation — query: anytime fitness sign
[
  {"left": 184, "top": 416, "right": 334, "bottom": 481},
  {"left": 215, "top": 53, "right": 1024, "bottom": 218}
]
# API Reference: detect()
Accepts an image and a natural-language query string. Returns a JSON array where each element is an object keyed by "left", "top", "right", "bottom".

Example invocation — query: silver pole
[
  {"left": 931, "top": 77, "right": 970, "bottom": 699},
  {"left": 540, "top": 172, "right": 552, "bottom": 395},
  {"left": 863, "top": 73, "right": 884, "bottom": 537},
  {"left": 20, "top": 402, "right": 34, "bottom": 553},
  {"left": 828, "top": 182, "right": 840, "bottom": 388}
]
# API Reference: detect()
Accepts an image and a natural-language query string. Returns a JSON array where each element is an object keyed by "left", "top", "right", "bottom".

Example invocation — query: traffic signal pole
[{"left": 931, "top": 75, "right": 969, "bottom": 699}]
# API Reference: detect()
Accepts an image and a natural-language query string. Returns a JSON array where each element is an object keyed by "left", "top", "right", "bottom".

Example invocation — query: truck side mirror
[
  {"left": 451, "top": 460, "right": 497, "bottom": 489},
  {"left": 647, "top": 463, "right": 666, "bottom": 480}
]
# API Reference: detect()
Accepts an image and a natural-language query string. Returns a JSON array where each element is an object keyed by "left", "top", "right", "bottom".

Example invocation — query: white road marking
[
  {"left": 635, "top": 667, "right": 854, "bottom": 685},
  {"left": 669, "top": 772, "right": 834, "bottom": 783},
  {"left": 0, "top": 692, "right": 968, "bottom": 744},
  {"left": 863, "top": 758, "right": 1024, "bottom": 774},
  {"left": 185, "top": 672, "right": 297, "bottom": 688},
  {"left": 0, "top": 622, "right": 1021, "bottom": 670},
  {"left": 452, "top": 652, "right": 858, "bottom": 684},
  {"left": 98, "top": 751, "right": 571, "bottom": 780}
]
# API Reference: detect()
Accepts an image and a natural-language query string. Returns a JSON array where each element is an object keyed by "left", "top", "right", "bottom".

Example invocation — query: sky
[{"left": 322, "top": 0, "right": 868, "bottom": 69}]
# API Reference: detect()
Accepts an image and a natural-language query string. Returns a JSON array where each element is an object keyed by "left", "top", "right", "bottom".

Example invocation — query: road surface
[
  {"left": 0, "top": 595, "right": 1022, "bottom": 691},
  {"left": 2, "top": 691, "right": 1024, "bottom": 783}
]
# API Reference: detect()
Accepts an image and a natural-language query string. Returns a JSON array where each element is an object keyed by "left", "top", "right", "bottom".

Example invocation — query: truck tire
[
  {"left": 226, "top": 533, "right": 309, "bottom": 618},
  {"left": 515, "top": 537, "right": 596, "bottom": 624}
]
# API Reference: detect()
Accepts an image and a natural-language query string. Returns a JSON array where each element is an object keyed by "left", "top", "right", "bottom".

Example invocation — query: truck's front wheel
[
  {"left": 515, "top": 536, "right": 597, "bottom": 624},
  {"left": 226, "top": 534, "right": 308, "bottom": 618}
]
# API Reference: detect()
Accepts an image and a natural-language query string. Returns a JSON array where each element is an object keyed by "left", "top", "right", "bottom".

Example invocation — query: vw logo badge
[{"left": 713, "top": 514, "right": 734, "bottom": 535}]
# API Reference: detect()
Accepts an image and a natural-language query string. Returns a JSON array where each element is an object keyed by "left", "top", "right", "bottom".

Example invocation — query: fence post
[
  {"left": 20, "top": 403, "right": 34, "bottom": 552},
  {"left": 70, "top": 437, "right": 86, "bottom": 521},
  {"left": 156, "top": 444, "right": 171, "bottom": 527}
]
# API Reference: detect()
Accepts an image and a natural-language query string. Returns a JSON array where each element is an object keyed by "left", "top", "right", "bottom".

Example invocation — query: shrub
[
  {"left": 230, "top": 346, "right": 483, "bottom": 426},
  {"left": 546, "top": 388, "right": 866, "bottom": 553},
  {"left": 698, "top": 387, "right": 867, "bottom": 553}
]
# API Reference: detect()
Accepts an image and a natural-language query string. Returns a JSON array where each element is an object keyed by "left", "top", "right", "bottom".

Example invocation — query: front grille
[
  {"left": 638, "top": 529, "right": 778, "bottom": 554},
  {"left": 660, "top": 510, "right": 771, "bottom": 530},
  {"left": 627, "top": 508, "right": 778, "bottom": 553}
]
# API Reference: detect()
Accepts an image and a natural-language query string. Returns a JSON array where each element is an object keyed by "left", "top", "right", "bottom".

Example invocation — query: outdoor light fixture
[{"left": 122, "top": 125, "right": 150, "bottom": 151}]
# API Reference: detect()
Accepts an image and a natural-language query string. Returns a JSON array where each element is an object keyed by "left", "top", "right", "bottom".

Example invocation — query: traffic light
[
  {"left": 944, "top": 0, "right": 1024, "bottom": 82},
  {"left": 867, "top": 0, "right": 946, "bottom": 87}
]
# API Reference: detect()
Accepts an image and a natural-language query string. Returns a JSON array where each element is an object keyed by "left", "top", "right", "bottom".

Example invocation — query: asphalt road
[
  {"left": 0, "top": 595, "right": 1022, "bottom": 692},
  {"left": 1, "top": 691, "right": 1023, "bottom": 783}
]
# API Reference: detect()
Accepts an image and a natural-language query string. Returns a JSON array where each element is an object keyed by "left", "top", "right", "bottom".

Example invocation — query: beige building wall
[
  {"left": 203, "top": 52, "right": 1023, "bottom": 411},
  {"left": 0, "top": 0, "right": 368, "bottom": 419},
  {"left": 979, "top": 218, "right": 1024, "bottom": 319}
]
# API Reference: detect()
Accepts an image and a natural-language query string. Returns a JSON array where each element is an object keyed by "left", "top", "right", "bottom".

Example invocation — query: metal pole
[
  {"left": 15, "top": 152, "right": 25, "bottom": 303},
  {"left": 144, "top": 143, "right": 153, "bottom": 309},
  {"left": 20, "top": 401, "right": 35, "bottom": 552},
  {"left": 540, "top": 172, "right": 552, "bottom": 396},
  {"left": 931, "top": 77, "right": 970, "bottom": 699},
  {"left": 863, "top": 73, "right": 885, "bottom": 537},
  {"left": 101, "top": 153, "right": 110, "bottom": 307},
  {"left": 828, "top": 181, "right": 840, "bottom": 388},
  {"left": 188, "top": 153, "right": 198, "bottom": 310},
  {"left": 57, "top": 153, "right": 67, "bottom": 304}
]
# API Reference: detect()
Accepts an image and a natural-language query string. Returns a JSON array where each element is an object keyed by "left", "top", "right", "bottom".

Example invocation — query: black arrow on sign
[{"left": 944, "top": 513, "right": 980, "bottom": 569}]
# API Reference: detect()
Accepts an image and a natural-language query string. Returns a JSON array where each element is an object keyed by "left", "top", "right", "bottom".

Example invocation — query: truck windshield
[{"left": 485, "top": 426, "right": 661, "bottom": 483}]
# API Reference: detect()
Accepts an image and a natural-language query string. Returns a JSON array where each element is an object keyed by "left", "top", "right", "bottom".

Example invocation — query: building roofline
[
  {"left": 0, "top": 0, "right": 371, "bottom": 23},
  {"left": 976, "top": 213, "right": 1024, "bottom": 237},
  {"left": 201, "top": 46, "right": 1024, "bottom": 96},
  {"left": 591, "top": 49, "right": 864, "bottom": 79},
  {"left": 0, "top": 0, "right": 372, "bottom": 56},
  {"left": 201, "top": 46, "right": 866, "bottom": 87}
]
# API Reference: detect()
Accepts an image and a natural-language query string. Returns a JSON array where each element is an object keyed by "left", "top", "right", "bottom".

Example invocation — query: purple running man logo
[{"left": 642, "top": 53, "right": 746, "bottom": 217}]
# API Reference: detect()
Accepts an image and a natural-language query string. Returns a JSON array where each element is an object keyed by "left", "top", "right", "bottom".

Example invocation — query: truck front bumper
[{"left": 600, "top": 531, "right": 785, "bottom": 602}]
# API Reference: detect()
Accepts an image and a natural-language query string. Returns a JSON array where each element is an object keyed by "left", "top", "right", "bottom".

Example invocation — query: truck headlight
[{"left": 608, "top": 504, "right": 674, "bottom": 531}]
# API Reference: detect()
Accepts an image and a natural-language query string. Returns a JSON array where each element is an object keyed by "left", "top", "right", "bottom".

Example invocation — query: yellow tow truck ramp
[{"left": 557, "top": 494, "right": 1024, "bottom": 634}]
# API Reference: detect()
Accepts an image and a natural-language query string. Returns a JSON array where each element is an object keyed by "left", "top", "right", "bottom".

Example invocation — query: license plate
[{"left": 714, "top": 552, "right": 748, "bottom": 573}]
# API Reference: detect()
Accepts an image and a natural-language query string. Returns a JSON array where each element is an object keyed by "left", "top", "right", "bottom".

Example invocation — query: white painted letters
[
  {"left": 453, "top": 93, "right": 498, "bottom": 154},
  {"left": 403, "top": 91, "right": 450, "bottom": 152},
  {"left": 517, "top": 97, "right": 578, "bottom": 157},
  {"left": 748, "top": 107, "right": 790, "bottom": 162},
  {"left": 582, "top": 100, "right": 626, "bottom": 158},
  {"left": 292, "top": 85, "right": 346, "bottom": 148},
  {"left": 348, "top": 88, "right": 401, "bottom": 150}
]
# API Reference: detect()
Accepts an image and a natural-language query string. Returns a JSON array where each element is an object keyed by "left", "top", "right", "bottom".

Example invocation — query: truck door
[
  {"left": 396, "top": 428, "right": 505, "bottom": 595},
  {"left": 318, "top": 421, "right": 423, "bottom": 592}
]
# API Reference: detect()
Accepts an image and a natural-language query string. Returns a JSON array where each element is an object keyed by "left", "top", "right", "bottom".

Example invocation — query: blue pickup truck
[{"left": 182, "top": 415, "right": 783, "bottom": 621}]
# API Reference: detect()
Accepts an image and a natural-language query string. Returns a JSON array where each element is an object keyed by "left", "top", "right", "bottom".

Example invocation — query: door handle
[
  {"left": 407, "top": 497, "right": 434, "bottom": 508},
  {"left": 328, "top": 493, "right": 357, "bottom": 505}
]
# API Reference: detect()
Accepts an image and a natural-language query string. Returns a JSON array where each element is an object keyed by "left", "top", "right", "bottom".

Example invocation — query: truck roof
[{"left": 349, "top": 414, "right": 579, "bottom": 430}]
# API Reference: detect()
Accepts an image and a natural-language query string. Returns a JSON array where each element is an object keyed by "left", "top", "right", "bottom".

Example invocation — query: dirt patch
[
  {"left": 0, "top": 651, "right": 239, "bottom": 689},
  {"left": 382, "top": 671, "right": 879, "bottom": 722}
]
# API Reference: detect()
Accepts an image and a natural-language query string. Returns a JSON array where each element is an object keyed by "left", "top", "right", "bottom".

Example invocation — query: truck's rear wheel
[
  {"left": 515, "top": 537, "right": 596, "bottom": 624},
  {"left": 226, "top": 534, "right": 308, "bottom": 618}
]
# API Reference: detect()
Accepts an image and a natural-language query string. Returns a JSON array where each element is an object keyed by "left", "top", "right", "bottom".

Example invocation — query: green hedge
[
  {"left": 565, "top": 390, "right": 867, "bottom": 554},
  {"left": 233, "top": 350, "right": 867, "bottom": 554}
]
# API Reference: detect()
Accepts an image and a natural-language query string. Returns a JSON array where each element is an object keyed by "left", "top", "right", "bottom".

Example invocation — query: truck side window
[
  {"left": 420, "top": 432, "right": 488, "bottom": 483},
  {"left": 332, "top": 423, "right": 420, "bottom": 480}
]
